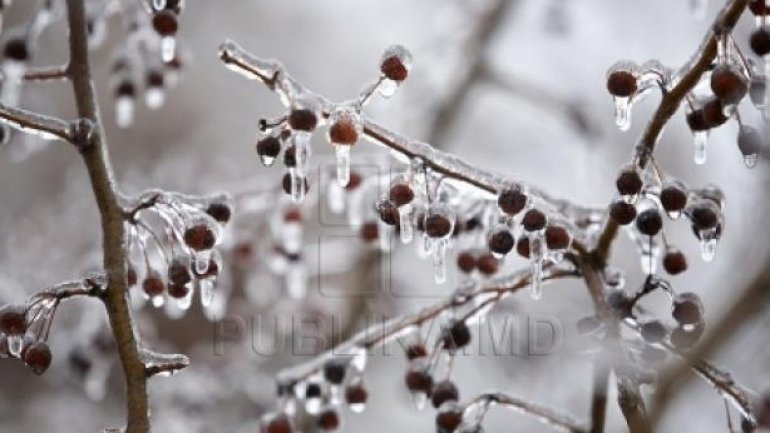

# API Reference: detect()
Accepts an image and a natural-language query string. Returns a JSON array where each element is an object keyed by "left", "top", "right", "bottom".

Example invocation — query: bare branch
[
  {"left": 0, "top": 102, "right": 72, "bottom": 142},
  {"left": 470, "top": 392, "right": 589, "bottom": 433},
  {"left": 23, "top": 64, "right": 70, "bottom": 82}
]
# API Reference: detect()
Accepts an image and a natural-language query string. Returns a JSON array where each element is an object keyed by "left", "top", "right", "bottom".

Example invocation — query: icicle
[
  {"left": 335, "top": 145, "right": 351, "bottom": 186},
  {"left": 194, "top": 251, "right": 211, "bottom": 275},
  {"left": 199, "top": 279, "right": 215, "bottom": 308},
  {"left": 289, "top": 168, "right": 305, "bottom": 203},
  {"left": 693, "top": 131, "right": 708, "bottom": 164},
  {"left": 282, "top": 220, "right": 303, "bottom": 254},
  {"left": 292, "top": 132, "right": 311, "bottom": 177},
  {"left": 153, "top": 0, "right": 167, "bottom": 10},
  {"left": 7, "top": 335, "right": 22, "bottom": 357},
  {"left": 161, "top": 36, "right": 176, "bottom": 63},
  {"left": 614, "top": 96, "right": 632, "bottom": 131},
  {"left": 698, "top": 227, "right": 719, "bottom": 262},
  {"left": 151, "top": 293, "right": 165, "bottom": 308},
  {"left": 176, "top": 285, "right": 194, "bottom": 310},
  {"left": 431, "top": 238, "right": 447, "bottom": 284},
  {"left": 115, "top": 96, "right": 134, "bottom": 128},
  {"left": 399, "top": 205, "right": 413, "bottom": 244},
  {"left": 528, "top": 232, "right": 545, "bottom": 300},
  {"left": 377, "top": 79, "right": 398, "bottom": 98}
]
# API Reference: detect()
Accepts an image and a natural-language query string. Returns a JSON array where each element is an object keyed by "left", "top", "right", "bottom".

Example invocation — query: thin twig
[
  {"left": 23, "top": 64, "right": 70, "bottom": 82},
  {"left": 0, "top": 103, "right": 72, "bottom": 142},
  {"left": 471, "top": 392, "right": 589, "bottom": 433}
]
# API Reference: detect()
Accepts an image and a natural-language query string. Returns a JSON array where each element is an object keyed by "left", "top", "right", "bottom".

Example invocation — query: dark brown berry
[
  {"left": 152, "top": 10, "right": 178, "bottom": 36},
  {"left": 146, "top": 70, "right": 164, "bottom": 88},
  {"left": 283, "top": 208, "right": 303, "bottom": 222},
  {"left": 640, "top": 320, "right": 667, "bottom": 343},
  {"left": 660, "top": 183, "right": 688, "bottom": 213},
  {"left": 183, "top": 224, "right": 216, "bottom": 251},
  {"left": 436, "top": 405, "right": 463, "bottom": 433},
  {"left": 317, "top": 409, "right": 339, "bottom": 431},
  {"left": 515, "top": 236, "right": 530, "bottom": 258},
  {"left": 323, "top": 359, "right": 347, "bottom": 385},
  {"left": 376, "top": 200, "right": 399, "bottom": 225},
  {"left": 257, "top": 137, "right": 281, "bottom": 160},
  {"left": 544, "top": 225, "right": 571, "bottom": 250},
  {"left": 142, "top": 273, "right": 165, "bottom": 297},
  {"left": 610, "top": 200, "right": 637, "bottom": 225},
  {"left": 380, "top": 56, "right": 408, "bottom": 81},
  {"left": 405, "top": 344, "right": 428, "bottom": 360},
  {"left": 607, "top": 70, "right": 638, "bottom": 97},
  {"left": 346, "top": 172, "right": 362, "bottom": 190},
  {"left": 405, "top": 368, "right": 433, "bottom": 394},
  {"left": 702, "top": 98, "right": 729, "bottom": 127},
  {"left": 264, "top": 413, "right": 293, "bottom": 433},
  {"left": 672, "top": 293, "right": 703, "bottom": 325},
  {"left": 751, "top": 27, "right": 770, "bottom": 56},
  {"left": 635, "top": 208, "right": 662, "bottom": 236},
  {"left": 497, "top": 187, "right": 527, "bottom": 215},
  {"left": 328, "top": 120, "right": 358, "bottom": 145},
  {"left": 359, "top": 222, "right": 379, "bottom": 243},
  {"left": 0, "top": 305, "right": 27, "bottom": 335},
  {"left": 283, "top": 145, "right": 297, "bottom": 167},
  {"left": 522, "top": 208, "right": 547, "bottom": 232},
  {"left": 738, "top": 126, "right": 761, "bottom": 157},
  {"left": 663, "top": 248, "right": 687, "bottom": 275},
  {"left": 488, "top": 229, "right": 514, "bottom": 255},
  {"left": 345, "top": 383, "right": 368, "bottom": 405},
  {"left": 616, "top": 166, "right": 643, "bottom": 196},
  {"left": 476, "top": 254, "right": 499, "bottom": 275},
  {"left": 127, "top": 266, "right": 138, "bottom": 287},
  {"left": 305, "top": 382, "right": 322, "bottom": 398},
  {"left": 442, "top": 320, "right": 471, "bottom": 351},
  {"left": 425, "top": 214, "right": 453, "bottom": 238},
  {"left": 167, "top": 282, "right": 190, "bottom": 299},
  {"left": 711, "top": 65, "right": 747, "bottom": 104},
  {"left": 4, "top": 38, "right": 29, "bottom": 62},
  {"left": 168, "top": 258, "right": 192, "bottom": 286},
  {"left": 23, "top": 341, "right": 52, "bottom": 375},
  {"left": 456, "top": 251, "right": 477, "bottom": 273},
  {"left": 115, "top": 81, "right": 136, "bottom": 98},
  {"left": 288, "top": 109, "right": 317, "bottom": 131},
  {"left": 206, "top": 203, "right": 232, "bottom": 223},
  {"left": 281, "top": 173, "right": 309, "bottom": 196},
  {"left": 750, "top": 0, "right": 770, "bottom": 15},
  {"left": 431, "top": 380, "right": 459, "bottom": 408},
  {"left": 686, "top": 109, "right": 709, "bottom": 132},
  {"left": 389, "top": 183, "right": 414, "bottom": 207},
  {"left": 689, "top": 202, "right": 719, "bottom": 230}
]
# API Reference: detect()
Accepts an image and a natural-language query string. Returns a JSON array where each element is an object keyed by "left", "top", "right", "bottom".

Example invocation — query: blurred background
[{"left": 0, "top": 0, "right": 768, "bottom": 432}]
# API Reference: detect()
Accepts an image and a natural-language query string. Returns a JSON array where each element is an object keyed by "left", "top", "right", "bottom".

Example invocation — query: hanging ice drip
[
  {"left": 144, "top": 69, "right": 166, "bottom": 109},
  {"left": 113, "top": 79, "right": 136, "bottom": 128},
  {"left": 423, "top": 204, "right": 456, "bottom": 284},
  {"left": 327, "top": 106, "right": 363, "bottom": 187},
  {"left": 151, "top": 10, "right": 179, "bottom": 63},
  {"left": 286, "top": 99, "right": 320, "bottom": 203},
  {"left": 521, "top": 208, "right": 548, "bottom": 300},
  {"left": 687, "top": 197, "right": 724, "bottom": 262},
  {"left": 377, "top": 44, "right": 412, "bottom": 98},
  {"left": 389, "top": 175, "right": 416, "bottom": 244},
  {"left": 606, "top": 60, "right": 640, "bottom": 131}
]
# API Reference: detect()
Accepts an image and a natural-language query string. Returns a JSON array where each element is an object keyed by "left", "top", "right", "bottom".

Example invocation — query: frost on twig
[
  {"left": 0, "top": 102, "right": 73, "bottom": 142},
  {"left": 461, "top": 392, "right": 589, "bottom": 433},
  {"left": 141, "top": 348, "right": 190, "bottom": 378}
]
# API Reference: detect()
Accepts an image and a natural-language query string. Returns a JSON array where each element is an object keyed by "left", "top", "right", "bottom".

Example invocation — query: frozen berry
[
  {"left": 660, "top": 182, "right": 688, "bottom": 214},
  {"left": 305, "top": 382, "right": 322, "bottom": 398},
  {"left": 405, "top": 344, "right": 428, "bottom": 360},
  {"left": 183, "top": 224, "right": 216, "bottom": 251},
  {"left": 23, "top": 341, "right": 52, "bottom": 375},
  {"left": 516, "top": 236, "right": 530, "bottom": 258},
  {"left": 488, "top": 228, "right": 514, "bottom": 255},
  {"left": 442, "top": 320, "right": 471, "bottom": 351},
  {"left": 663, "top": 248, "right": 687, "bottom": 275},
  {"left": 751, "top": 27, "right": 770, "bottom": 56},
  {"left": 635, "top": 208, "right": 662, "bottom": 236},
  {"left": 389, "top": 183, "right": 414, "bottom": 207},
  {"left": 616, "top": 165, "right": 643, "bottom": 196},
  {"left": 142, "top": 273, "right": 165, "bottom": 297},
  {"left": 152, "top": 10, "right": 178, "bottom": 36},
  {"left": 168, "top": 258, "right": 192, "bottom": 286},
  {"left": 345, "top": 383, "right": 368, "bottom": 405},
  {"left": 257, "top": 136, "right": 281, "bottom": 160},
  {"left": 431, "top": 380, "right": 459, "bottom": 408},
  {"left": 640, "top": 320, "right": 667, "bottom": 343},
  {"left": 750, "top": 0, "right": 770, "bottom": 15},
  {"left": 405, "top": 367, "right": 433, "bottom": 394},
  {"left": 146, "top": 70, "right": 164, "bottom": 88},
  {"left": 264, "top": 413, "right": 293, "bottom": 433},
  {"left": 317, "top": 409, "right": 340, "bottom": 430},
  {"left": 380, "top": 56, "right": 408, "bottom": 81},
  {"left": 689, "top": 201, "right": 719, "bottom": 230},
  {"left": 206, "top": 203, "right": 232, "bottom": 224},
  {"left": 738, "top": 126, "right": 761, "bottom": 157},
  {"left": 0, "top": 305, "right": 27, "bottom": 335},
  {"left": 456, "top": 251, "right": 477, "bottom": 273},
  {"left": 711, "top": 65, "right": 747, "bottom": 104},
  {"left": 283, "top": 145, "right": 297, "bottom": 167},
  {"left": 282, "top": 173, "right": 309, "bottom": 196},
  {"left": 425, "top": 214, "right": 453, "bottom": 238},
  {"left": 476, "top": 254, "right": 499, "bottom": 275},
  {"left": 672, "top": 293, "right": 703, "bottom": 325},
  {"left": 323, "top": 359, "right": 347, "bottom": 385},
  {"left": 126, "top": 266, "right": 138, "bottom": 287},
  {"left": 607, "top": 70, "right": 637, "bottom": 97},
  {"left": 115, "top": 80, "right": 136, "bottom": 98},
  {"left": 288, "top": 109, "right": 317, "bottom": 131},
  {"left": 167, "top": 283, "right": 189, "bottom": 299},
  {"left": 522, "top": 208, "right": 547, "bottom": 231},
  {"left": 359, "top": 222, "right": 379, "bottom": 243},
  {"left": 4, "top": 38, "right": 29, "bottom": 62},
  {"left": 376, "top": 200, "right": 399, "bottom": 225},
  {"left": 497, "top": 186, "right": 527, "bottom": 215},
  {"left": 544, "top": 225, "right": 571, "bottom": 250},
  {"left": 702, "top": 98, "right": 729, "bottom": 127},
  {"left": 436, "top": 404, "right": 463, "bottom": 433},
  {"left": 328, "top": 119, "right": 358, "bottom": 145},
  {"left": 686, "top": 109, "right": 709, "bottom": 132}
]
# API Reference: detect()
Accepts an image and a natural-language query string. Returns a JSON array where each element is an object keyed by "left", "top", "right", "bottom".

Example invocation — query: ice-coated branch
[
  {"left": 0, "top": 102, "right": 72, "bottom": 142},
  {"left": 23, "top": 64, "right": 70, "bottom": 82},
  {"left": 593, "top": 0, "right": 749, "bottom": 264},
  {"left": 35, "top": 273, "right": 106, "bottom": 301},
  {"left": 141, "top": 349, "right": 190, "bottom": 378},
  {"left": 468, "top": 392, "right": 589, "bottom": 433},
  {"left": 276, "top": 266, "right": 579, "bottom": 386},
  {"left": 218, "top": 40, "right": 603, "bottom": 229}
]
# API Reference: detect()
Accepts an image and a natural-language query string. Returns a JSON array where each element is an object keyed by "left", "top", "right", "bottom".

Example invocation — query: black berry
[
  {"left": 660, "top": 182, "right": 688, "bottom": 214},
  {"left": 616, "top": 165, "right": 643, "bottom": 196},
  {"left": 711, "top": 65, "right": 747, "bottom": 104},
  {"left": 488, "top": 228, "right": 514, "bottom": 255},
  {"left": 442, "top": 320, "right": 471, "bottom": 351},
  {"left": 476, "top": 254, "right": 499, "bottom": 275},
  {"left": 635, "top": 208, "right": 662, "bottom": 236},
  {"left": 522, "top": 208, "right": 547, "bottom": 232},
  {"left": 322, "top": 359, "right": 347, "bottom": 385},
  {"left": 751, "top": 27, "right": 770, "bottom": 56},
  {"left": 425, "top": 214, "right": 453, "bottom": 238},
  {"left": 152, "top": 10, "right": 178, "bottom": 36},
  {"left": 663, "top": 248, "right": 688, "bottom": 275},
  {"left": 183, "top": 224, "right": 216, "bottom": 251},
  {"left": 23, "top": 341, "right": 52, "bottom": 375},
  {"left": 380, "top": 56, "right": 408, "bottom": 81},
  {"left": 497, "top": 187, "right": 527, "bottom": 215}
]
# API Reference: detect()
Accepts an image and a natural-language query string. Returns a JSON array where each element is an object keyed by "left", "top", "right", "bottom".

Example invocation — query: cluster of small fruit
[
  {"left": 107, "top": 0, "right": 186, "bottom": 128},
  {"left": 0, "top": 295, "right": 60, "bottom": 375},
  {"left": 609, "top": 161, "right": 724, "bottom": 275},
  {"left": 123, "top": 192, "right": 231, "bottom": 318}
]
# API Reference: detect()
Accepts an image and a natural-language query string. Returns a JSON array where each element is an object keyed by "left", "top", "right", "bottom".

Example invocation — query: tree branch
[
  {"left": 23, "top": 64, "right": 70, "bottom": 82},
  {"left": 0, "top": 103, "right": 72, "bottom": 142},
  {"left": 470, "top": 392, "right": 589, "bottom": 433},
  {"left": 64, "top": 1, "right": 149, "bottom": 432}
]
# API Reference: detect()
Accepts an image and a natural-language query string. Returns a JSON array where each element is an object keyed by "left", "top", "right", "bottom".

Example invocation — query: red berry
[
  {"left": 23, "top": 341, "right": 52, "bottom": 375},
  {"left": 405, "top": 366, "right": 433, "bottom": 394},
  {"left": 126, "top": 266, "right": 138, "bottom": 287},
  {"left": 167, "top": 282, "right": 190, "bottom": 299},
  {"left": 0, "top": 305, "right": 27, "bottom": 335},
  {"left": 710, "top": 65, "right": 747, "bottom": 104},
  {"left": 544, "top": 225, "right": 571, "bottom": 250},
  {"left": 288, "top": 109, "right": 317, "bottom": 131},
  {"left": 317, "top": 409, "right": 340, "bottom": 431},
  {"left": 607, "top": 70, "right": 638, "bottom": 97},
  {"left": 168, "top": 258, "right": 192, "bottom": 286},
  {"left": 359, "top": 222, "right": 379, "bottom": 243},
  {"left": 328, "top": 119, "right": 358, "bottom": 145},
  {"left": 376, "top": 200, "right": 400, "bottom": 225},
  {"left": 521, "top": 208, "right": 547, "bottom": 231},
  {"left": 488, "top": 228, "right": 514, "bottom": 255},
  {"left": 183, "top": 224, "right": 216, "bottom": 251},
  {"left": 672, "top": 293, "right": 703, "bottom": 325},
  {"left": 610, "top": 199, "right": 637, "bottom": 225},
  {"left": 662, "top": 248, "right": 687, "bottom": 275},
  {"left": 345, "top": 172, "right": 362, "bottom": 191},
  {"left": 143, "top": 273, "right": 165, "bottom": 297},
  {"left": 615, "top": 165, "right": 643, "bottom": 196},
  {"left": 476, "top": 254, "right": 499, "bottom": 275},
  {"left": 389, "top": 183, "right": 414, "bottom": 207},
  {"left": 380, "top": 56, "right": 408, "bottom": 81},
  {"left": 456, "top": 251, "right": 477, "bottom": 273},
  {"left": 263, "top": 413, "right": 293, "bottom": 433},
  {"left": 497, "top": 186, "right": 527, "bottom": 216},
  {"left": 425, "top": 214, "right": 453, "bottom": 238},
  {"left": 702, "top": 98, "right": 729, "bottom": 128},
  {"left": 515, "top": 236, "right": 530, "bottom": 258},
  {"left": 635, "top": 208, "right": 662, "bottom": 236},
  {"left": 406, "top": 344, "right": 428, "bottom": 360},
  {"left": 152, "top": 10, "right": 178, "bottom": 36},
  {"left": 436, "top": 404, "right": 463, "bottom": 433},
  {"left": 345, "top": 383, "right": 368, "bottom": 406},
  {"left": 442, "top": 320, "right": 471, "bottom": 351}
]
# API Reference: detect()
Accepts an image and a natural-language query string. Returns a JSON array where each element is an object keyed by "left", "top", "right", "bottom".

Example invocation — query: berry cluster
[
  {"left": 0, "top": 304, "right": 52, "bottom": 375},
  {"left": 124, "top": 192, "right": 231, "bottom": 317}
]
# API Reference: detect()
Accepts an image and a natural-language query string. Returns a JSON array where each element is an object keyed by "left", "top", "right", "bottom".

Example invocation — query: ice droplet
[
  {"left": 698, "top": 229, "right": 718, "bottom": 262},
  {"left": 350, "top": 346, "right": 367, "bottom": 372},
  {"left": 335, "top": 145, "right": 351, "bottom": 187},
  {"left": 293, "top": 132, "right": 311, "bottom": 177},
  {"left": 398, "top": 205, "right": 413, "bottom": 244},
  {"left": 305, "top": 395, "right": 322, "bottom": 415},
  {"left": 115, "top": 96, "right": 134, "bottom": 128},
  {"left": 378, "top": 79, "right": 398, "bottom": 98},
  {"left": 161, "top": 36, "right": 176, "bottom": 63},
  {"left": 260, "top": 153, "right": 276, "bottom": 167},
  {"left": 693, "top": 131, "right": 708, "bottom": 164},
  {"left": 199, "top": 279, "right": 215, "bottom": 308},
  {"left": 349, "top": 400, "right": 366, "bottom": 414},
  {"left": 744, "top": 153, "right": 759, "bottom": 169},
  {"left": 410, "top": 390, "right": 428, "bottom": 410},
  {"left": 177, "top": 287, "right": 193, "bottom": 310},
  {"left": 614, "top": 96, "right": 632, "bottom": 131},
  {"left": 145, "top": 87, "right": 165, "bottom": 109},
  {"left": 528, "top": 233, "right": 545, "bottom": 300},
  {"left": 194, "top": 251, "right": 210, "bottom": 275},
  {"left": 7, "top": 335, "right": 22, "bottom": 357},
  {"left": 151, "top": 294, "right": 165, "bottom": 308}
]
